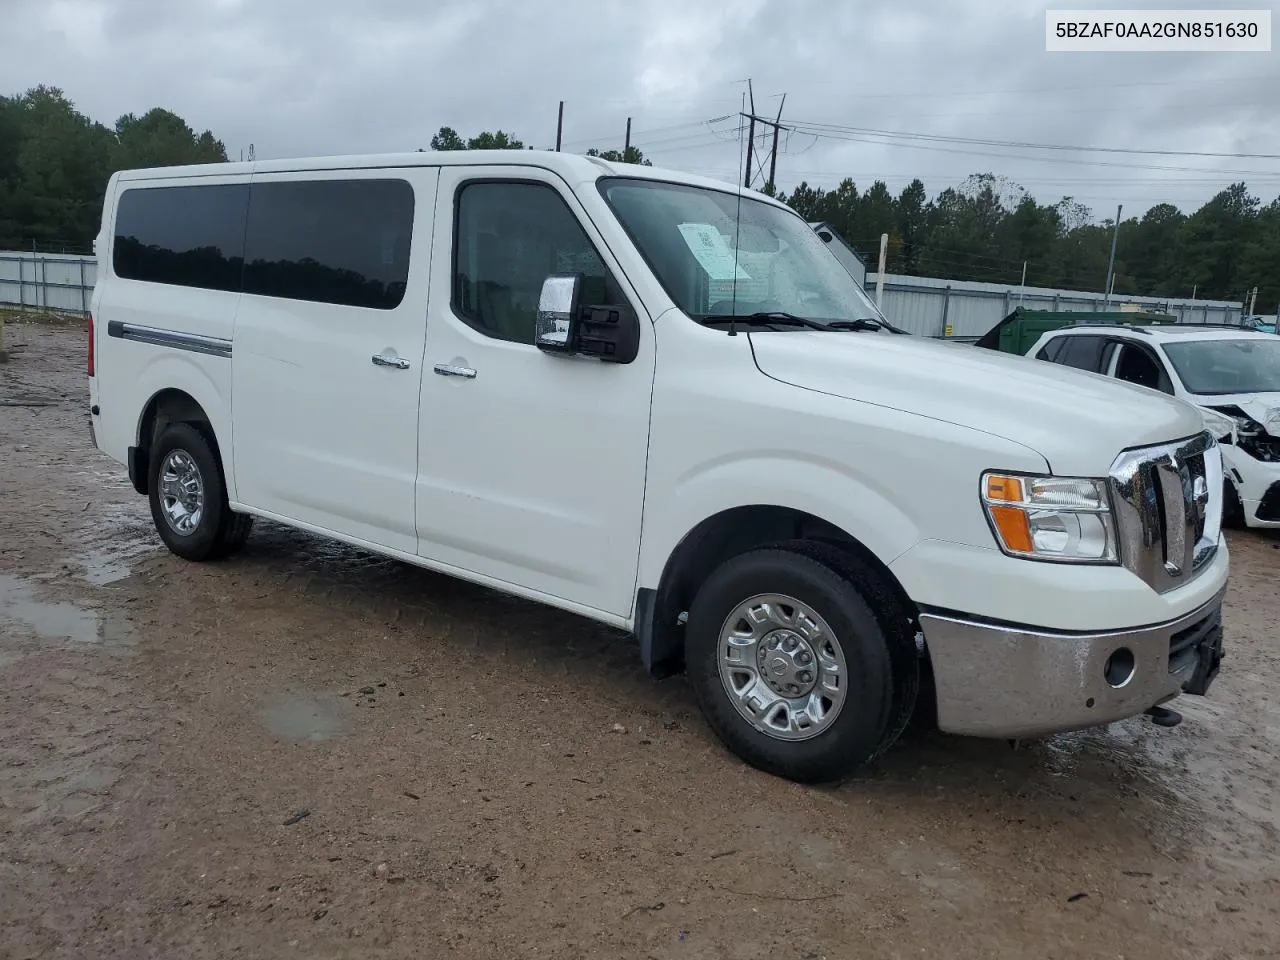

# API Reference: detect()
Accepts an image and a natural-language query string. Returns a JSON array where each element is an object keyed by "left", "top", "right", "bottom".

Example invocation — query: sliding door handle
[{"left": 433, "top": 363, "right": 476, "bottom": 379}]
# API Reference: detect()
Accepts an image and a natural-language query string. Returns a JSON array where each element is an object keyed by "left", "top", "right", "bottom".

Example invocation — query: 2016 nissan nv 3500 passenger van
[{"left": 87, "top": 150, "right": 1228, "bottom": 782}]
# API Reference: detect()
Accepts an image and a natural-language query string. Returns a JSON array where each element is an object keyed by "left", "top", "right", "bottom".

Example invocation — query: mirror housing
[{"left": 535, "top": 274, "right": 640, "bottom": 364}]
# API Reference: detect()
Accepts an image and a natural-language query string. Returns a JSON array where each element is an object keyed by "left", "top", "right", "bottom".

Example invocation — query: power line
[{"left": 785, "top": 119, "right": 1280, "bottom": 161}]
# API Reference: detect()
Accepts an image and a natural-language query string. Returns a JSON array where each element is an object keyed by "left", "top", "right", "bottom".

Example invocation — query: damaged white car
[{"left": 1027, "top": 324, "right": 1280, "bottom": 529}]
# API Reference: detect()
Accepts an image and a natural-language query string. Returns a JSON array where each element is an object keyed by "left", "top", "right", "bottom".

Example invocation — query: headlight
[{"left": 981, "top": 473, "right": 1117, "bottom": 563}]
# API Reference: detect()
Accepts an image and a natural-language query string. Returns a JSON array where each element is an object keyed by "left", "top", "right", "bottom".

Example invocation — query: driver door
[{"left": 415, "top": 167, "right": 656, "bottom": 617}]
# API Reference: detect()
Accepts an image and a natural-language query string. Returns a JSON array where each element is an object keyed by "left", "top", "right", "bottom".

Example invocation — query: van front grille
[{"left": 1108, "top": 430, "right": 1221, "bottom": 594}]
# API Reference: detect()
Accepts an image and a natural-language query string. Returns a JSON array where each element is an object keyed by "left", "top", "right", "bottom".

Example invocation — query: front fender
[{"left": 636, "top": 451, "right": 920, "bottom": 593}]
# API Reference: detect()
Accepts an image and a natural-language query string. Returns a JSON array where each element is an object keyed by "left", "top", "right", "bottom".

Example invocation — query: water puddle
[
  {"left": 0, "top": 574, "right": 134, "bottom": 651},
  {"left": 259, "top": 694, "right": 350, "bottom": 742},
  {"left": 71, "top": 540, "right": 158, "bottom": 586}
]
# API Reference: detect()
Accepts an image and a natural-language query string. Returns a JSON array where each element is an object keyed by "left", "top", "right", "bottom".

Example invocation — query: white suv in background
[{"left": 1027, "top": 324, "right": 1280, "bottom": 529}]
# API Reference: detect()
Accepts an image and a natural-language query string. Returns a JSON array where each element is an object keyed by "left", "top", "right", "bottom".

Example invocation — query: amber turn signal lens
[
  {"left": 988, "top": 505, "right": 1033, "bottom": 553},
  {"left": 984, "top": 474, "right": 1024, "bottom": 504}
]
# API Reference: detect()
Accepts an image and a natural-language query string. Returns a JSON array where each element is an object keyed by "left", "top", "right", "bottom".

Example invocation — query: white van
[{"left": 88, "top": 150, "right": 1228, "bottom": 782}]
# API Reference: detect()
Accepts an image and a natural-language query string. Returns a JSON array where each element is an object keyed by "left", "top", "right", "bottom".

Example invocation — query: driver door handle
[
  {"left": 433, "top": 363, "right": 476, "bottom": 379},
  {"left": 372, "top": 354, "right": 411, "bottom": 369}
]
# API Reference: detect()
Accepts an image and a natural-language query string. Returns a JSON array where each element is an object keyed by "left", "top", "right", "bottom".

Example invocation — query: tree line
[{"left": 2, "top": 89, "right": 1275, "bottom": 312}]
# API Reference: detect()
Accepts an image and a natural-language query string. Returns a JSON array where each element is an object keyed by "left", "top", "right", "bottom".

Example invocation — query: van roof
[{"left": 113, "top": 148, "right": 791, "bottom": 209}]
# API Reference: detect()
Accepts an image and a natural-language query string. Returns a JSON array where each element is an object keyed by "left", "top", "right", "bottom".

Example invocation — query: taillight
[{"left": 87, "top": 312, "right": 95, "bottom": 377}]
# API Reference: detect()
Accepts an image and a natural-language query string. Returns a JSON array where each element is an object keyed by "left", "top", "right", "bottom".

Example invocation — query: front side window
[
  {"left": 1161, "top": 338, "right": 1280, "bottom": 395},
  {"left": 1114, "top": 343, "right": 1166, "bottom": 392},
  {"left": 453, "top": 181, "right": 624, "bottom": 344},
  {"left": 242, "top": 178, "right": 414, "bottom": 310},
  {"left": 598, "top": 176, "right": 884, "bottom": 325},
  {"left": 113, "top": 183, "right": 249, "bottom": 291}
]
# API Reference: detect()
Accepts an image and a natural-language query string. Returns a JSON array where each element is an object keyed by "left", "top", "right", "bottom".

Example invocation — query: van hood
[{"left": 749, "top": 331, "right": 1207, "bottom": 476}]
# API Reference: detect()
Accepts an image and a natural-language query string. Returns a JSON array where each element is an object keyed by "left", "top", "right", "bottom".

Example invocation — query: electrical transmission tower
[{"left": 740, "top": 82, "right": 787, "bottom": 192}]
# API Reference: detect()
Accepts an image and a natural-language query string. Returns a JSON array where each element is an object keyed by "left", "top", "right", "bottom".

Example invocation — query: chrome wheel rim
[
  {"left": 159, "top": 449, "right": 205, "bottom": 536},
  {"left": 717, "top": 593, "right": 848, "bottom": 741}
]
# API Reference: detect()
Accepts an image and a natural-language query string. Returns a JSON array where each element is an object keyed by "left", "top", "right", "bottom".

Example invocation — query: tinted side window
[
  {"left": 1036, "top": 336, "right": 1066, "bottom": 361},
  {"left": 1115, "top": 343, "right": 1166, "bottom": 391},
  {"left": 1058, "top": 335, "right": 1106, "bottom": 372},
  {"left": 243, "top": 178, "right": 414, "bottom": 310},
  {"left": 113, "top": 184, "right": 249, "bottom": 291},
  {"left": 454, "top": 181, "right": 624, "bottom": 344}
]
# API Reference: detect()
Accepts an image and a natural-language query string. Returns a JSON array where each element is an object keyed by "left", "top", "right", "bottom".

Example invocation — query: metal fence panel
[
  {"left": 865, "top": 273, "right": 1245, "bottom": 336},
  {"left": 0, "top": 251, "right": 1249, "bottom": 335},
  {"left": 0, "top": 251, "right": 98, "bottom": 315}
]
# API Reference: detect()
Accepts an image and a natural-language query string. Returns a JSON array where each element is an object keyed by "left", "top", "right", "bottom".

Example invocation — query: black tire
[
  {"left": 684, "top": 544, "right": 918, "bottom": 783},
  {"left": 148, "top": 422, "right": 253, "bottom": 561}
]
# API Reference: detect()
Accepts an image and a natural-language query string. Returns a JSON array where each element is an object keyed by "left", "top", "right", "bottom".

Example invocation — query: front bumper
[
  {"left": 1222, "top": 445, "right": 1280, "bottom": 528},
  {"left": 919, "top": 587, "right": 1225, "bottom": 739}
]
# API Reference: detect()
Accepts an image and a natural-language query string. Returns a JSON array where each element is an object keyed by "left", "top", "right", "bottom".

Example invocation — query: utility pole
[
  {"left": 624, "top": 117, "right": 631, "bottom": 157},
  {"left": 1018, "top": 261, "right": 1027, "bottom": 308},
  {"left": 555, "top": 101, "right": 564, "bottom": 152},
  {"left": 1103, "top": 203, "right": 1122, "bottom": 309},
  {"left": 739, "top": 80, "right": 789, "bottom": 191}
]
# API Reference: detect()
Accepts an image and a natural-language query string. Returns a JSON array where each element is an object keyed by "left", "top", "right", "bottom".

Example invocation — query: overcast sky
[{"left": 5, "top": 0, "right": 1279, "bottom": 227}]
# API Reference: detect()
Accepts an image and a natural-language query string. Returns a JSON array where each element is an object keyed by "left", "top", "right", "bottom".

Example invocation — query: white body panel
[
  {"left": 87, "top": 149, "right": 1229, "bottom": 693},
  {"left": 230, "top": 167, "right": 440, "bottom": 552}
]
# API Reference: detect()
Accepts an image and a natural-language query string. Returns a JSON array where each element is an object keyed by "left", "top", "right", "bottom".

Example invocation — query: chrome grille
[{"left": 1108, "top": 430, "right": 1221, "bottom": 594}]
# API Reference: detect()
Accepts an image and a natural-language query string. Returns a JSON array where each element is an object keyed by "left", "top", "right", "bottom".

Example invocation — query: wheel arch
[
  {"left": 634, "top": 504, "right": 920, "bottom": 678},
  {"left": 130, "top": 388, "right": 221, "bottom": 496}
]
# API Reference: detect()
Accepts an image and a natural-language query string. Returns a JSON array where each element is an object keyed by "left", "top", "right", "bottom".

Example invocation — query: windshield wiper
[
  {"left": 826, "top": 317, "right": 909, "bottom": 334},
  {"left": 700, "top": 313, "right": 910, "bottom": 335},
  {"left": 700, "top": 312, "right": 830, "bottom": 333}
]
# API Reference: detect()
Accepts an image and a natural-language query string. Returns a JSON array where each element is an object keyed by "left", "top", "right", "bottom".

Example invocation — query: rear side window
[
  {"left": 113, "top": 184, "right": 249, "bottom": 291},
  {"left": 242, "top": 179, "right": 414, "bottom": 310},
  {"left": 1056, "top": 335, "right": 1107, "bottom": 372},
  {"left": 1035, "top": 336, "right": 1067, "bottom": 361}
]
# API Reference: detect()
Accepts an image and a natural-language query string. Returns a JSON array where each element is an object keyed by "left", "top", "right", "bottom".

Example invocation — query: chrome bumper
[{"left": 919, "top": 588, "right": 1226, "bottom": 739}]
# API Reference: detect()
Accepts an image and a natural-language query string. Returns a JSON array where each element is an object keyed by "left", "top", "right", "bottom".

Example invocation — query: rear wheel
[
  {"left": 148, "top": 422, "right": 253, "bottom": 561},
  {"left": 684, "top": 544, "right": 917, "bottom": 783}
]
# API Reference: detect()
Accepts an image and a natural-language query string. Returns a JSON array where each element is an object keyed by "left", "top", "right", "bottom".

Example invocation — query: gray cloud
[{"left": 4, "top": 0, "right": 1279, "bottom": 219}]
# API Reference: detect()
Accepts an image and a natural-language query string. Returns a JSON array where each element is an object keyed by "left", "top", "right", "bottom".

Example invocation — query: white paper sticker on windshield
[{"left": 677, "top": 223, "right": 752, "bottom": 282}]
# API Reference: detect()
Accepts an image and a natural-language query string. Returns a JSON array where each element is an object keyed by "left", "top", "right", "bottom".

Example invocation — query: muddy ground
[{"left": 1, "top": 318, "right": 1278, "bottom": 960}]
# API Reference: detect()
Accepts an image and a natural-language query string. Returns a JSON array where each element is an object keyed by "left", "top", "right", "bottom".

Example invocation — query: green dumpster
[{"left": 974, "top": 307, "right": 1179, "bottom": 355}]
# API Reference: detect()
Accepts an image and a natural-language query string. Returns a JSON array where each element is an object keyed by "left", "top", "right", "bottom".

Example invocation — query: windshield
[
  {"left": 597, "top": 177, "right": 885, "bottom": 326},
  {"left": 1161, "top": 338, "right": 1280, "bottom": 395}
]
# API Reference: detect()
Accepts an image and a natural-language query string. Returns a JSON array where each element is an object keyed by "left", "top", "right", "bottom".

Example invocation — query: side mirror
[
  {"left": 535, "top": 275, "right": 580, "bottom": 353},
  {"left": 535, "top": 274, "right": 641, "bottom": 364}
]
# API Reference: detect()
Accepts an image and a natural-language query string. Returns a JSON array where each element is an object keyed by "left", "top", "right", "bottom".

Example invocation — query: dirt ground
[{"left": 2, "top": 318, "right": 1278, "bottom": 960}]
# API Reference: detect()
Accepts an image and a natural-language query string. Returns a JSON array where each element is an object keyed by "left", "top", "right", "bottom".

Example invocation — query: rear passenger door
[{"left": 231, "top": 168, "right": 439, "bottom": 553}]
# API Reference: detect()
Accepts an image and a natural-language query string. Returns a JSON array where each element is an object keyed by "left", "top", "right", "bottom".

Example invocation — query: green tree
[
  {"left": 467, "top": 130, "right": 525, "bottom": 150},
  {"left": 586, "top": 146, "right": 652, "bottom": 166},
  {"left": 429, "top": 126, "right": 466, "bottom": 150},
  {"left": 114, "top": 107, "right": 226, "bottom": 169},
  {"left": 427, "top": 127, "right": 526, "bottom": 151}
]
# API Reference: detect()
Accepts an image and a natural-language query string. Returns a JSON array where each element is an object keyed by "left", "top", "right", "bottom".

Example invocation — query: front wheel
[
  {"left": 148, "top": 422, "right": 252, "bottom": 561},
  {"left": 684, "top": 545, "right": 912, "bottom": 783}
]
